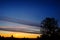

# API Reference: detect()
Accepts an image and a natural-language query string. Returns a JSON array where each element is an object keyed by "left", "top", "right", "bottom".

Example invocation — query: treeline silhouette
[{"left": 0, "top": 35, "right": 40, "bottom": 40}]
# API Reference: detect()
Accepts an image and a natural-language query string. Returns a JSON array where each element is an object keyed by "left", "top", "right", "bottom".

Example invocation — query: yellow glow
[{"left": 0, "top": 30, "right": 41, "bottom": 38}]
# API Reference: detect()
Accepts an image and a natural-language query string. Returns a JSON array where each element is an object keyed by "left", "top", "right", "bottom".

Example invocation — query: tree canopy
[
  {"left": 40, "top": 17, "right": 58, "bottom": 35},
  {"left": 40, "top": 17, "right": 60, "bottom": 40}
]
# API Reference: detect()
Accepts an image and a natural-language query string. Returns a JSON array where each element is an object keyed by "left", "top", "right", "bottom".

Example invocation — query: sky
[
  {"left": 0, "top": 0, "right": 60, "bottom": 38},
  {"left": 0, "top": 0, "right": 60, "bottom": 23}
]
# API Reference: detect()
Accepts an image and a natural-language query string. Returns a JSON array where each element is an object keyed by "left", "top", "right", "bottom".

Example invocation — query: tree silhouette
[{"left": 40, "top": 17, "right": 59, "bottom": 39}]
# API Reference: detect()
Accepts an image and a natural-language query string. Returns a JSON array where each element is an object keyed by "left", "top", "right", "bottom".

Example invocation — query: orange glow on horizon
[{"left": 0, "top": 30, "right": 41, "bottom": 38}]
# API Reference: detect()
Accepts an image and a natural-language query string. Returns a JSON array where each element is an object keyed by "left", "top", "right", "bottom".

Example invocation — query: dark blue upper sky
[{"left": 0, "top": 0, "right": 60, "bottom": 26}]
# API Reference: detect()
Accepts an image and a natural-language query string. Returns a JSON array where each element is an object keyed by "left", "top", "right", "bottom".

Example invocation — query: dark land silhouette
[{"left": 0, "top": 35, "right": 40, "bottom": 40}]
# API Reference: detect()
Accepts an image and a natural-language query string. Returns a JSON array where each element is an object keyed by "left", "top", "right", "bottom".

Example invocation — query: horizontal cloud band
[
  {"left": 0, "top": 20, "right": 41, "bottom": 34},
  {"left": 0, "top": 16, "right": 40, "bottom": 27},
  {"left": 0, "top": 26, "right": 40, "bottom": 34}
]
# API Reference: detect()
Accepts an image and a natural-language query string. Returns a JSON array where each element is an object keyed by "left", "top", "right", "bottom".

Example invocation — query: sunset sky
[{"left": 0, "top": 0, "right": 60, "bottom": 38}]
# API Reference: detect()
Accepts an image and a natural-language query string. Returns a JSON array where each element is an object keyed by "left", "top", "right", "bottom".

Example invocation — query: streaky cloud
[
  {"left": 0, "top": 16, "right": 40, "bottom": 27},
  {"left": 0, "top": 20, "right": 40, "bottom": 34},
  {"left": 0, "top": 25, "right": 40, "bottom": 34}
]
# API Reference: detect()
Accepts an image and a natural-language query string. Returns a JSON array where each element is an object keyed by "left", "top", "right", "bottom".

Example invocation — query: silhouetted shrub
[{"left": 40, "top": 17, "right": 60, "bottom": 40}]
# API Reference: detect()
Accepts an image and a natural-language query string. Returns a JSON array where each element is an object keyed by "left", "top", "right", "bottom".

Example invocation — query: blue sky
[
  {"left": 0, "top": 0, "right": 60, "bottom": 33},
  {"left": 0, "top": 0, "right": 60, "bottom": 22}
]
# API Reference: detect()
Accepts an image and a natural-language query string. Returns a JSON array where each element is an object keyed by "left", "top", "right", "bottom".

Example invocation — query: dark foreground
[{"left": 0, "top": 36, "right": 60, "bottom": 40}]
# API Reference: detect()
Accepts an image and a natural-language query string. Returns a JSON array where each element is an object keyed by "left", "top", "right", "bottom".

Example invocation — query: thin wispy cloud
[
  {"left": 0, "top": 20, "right": 40, "bottom": 34},
  {"left": 0, "top": 16, "right": 40, "bottom": 27}
]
